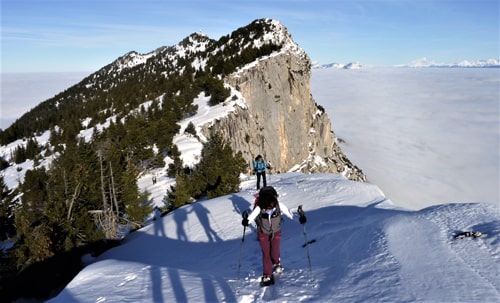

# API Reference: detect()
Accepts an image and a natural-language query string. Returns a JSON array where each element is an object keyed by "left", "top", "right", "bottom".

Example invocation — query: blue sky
[{"left": 1, "top": 0, "right": 499, "bottom": 73}]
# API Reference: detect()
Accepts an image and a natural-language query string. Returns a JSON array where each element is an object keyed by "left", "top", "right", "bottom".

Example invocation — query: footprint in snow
[{"left": 117, "top": 273, "right": 137, "bottom": 286}]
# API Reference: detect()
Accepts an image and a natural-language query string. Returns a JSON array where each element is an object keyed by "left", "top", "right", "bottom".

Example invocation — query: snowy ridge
[
  {"left": 263, "top": 19, "right": 306, "bottom": 58},
  {"left": 105, "top": 19, "right": 304, "bottom": 79},
  {"left": 107, "top": 34, "right": 212, "bottom": 76},
  {"left": 47, "top": 173, "right": 500, "bottom": 303},
  {"left": 112, "top": 51, "right": 156, "bottom": 72}
]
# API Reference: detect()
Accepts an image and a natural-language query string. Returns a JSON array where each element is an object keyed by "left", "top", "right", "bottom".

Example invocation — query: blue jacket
[{"left": 253, "top": 160, "right": 267, "bottom": 173}]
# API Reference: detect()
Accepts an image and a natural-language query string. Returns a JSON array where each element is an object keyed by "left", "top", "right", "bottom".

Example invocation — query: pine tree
[
  {"left": 25, "top": 137, "right": 40, "bottom": 160},
  {"left": 166, "top": 169, "right": 193, "bottom": 211},
  {"left": 193, "top": 134, "right": 247, "bottom": 198},
  {"left": 14, "top": 167, "right": 52, "bottom": 268},
  {"left": 167, "top": 145, "right": 183, "bottom": 177},
  {"left": 13, "top": 145, "right": 26, "bottom": 164},
  {"left": 184, "top": 122, "right": 197, "bottom": 136},
  {"left": 0, "top": 176, "right": 15, "bottom": 240},
  {"left": 121, "top": 161, "right": 151, "bottom": 229}
]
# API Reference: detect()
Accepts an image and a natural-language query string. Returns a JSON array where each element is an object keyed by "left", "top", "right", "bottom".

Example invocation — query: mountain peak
[
  {"left": 109, "top": 49, "right": 158, "bottom": 74},
  {"left": 178, "top": 32, "right": 213, "bottom": 49},
  {"left": 228, "top": 18, "right": 306, "bottom": 60}
]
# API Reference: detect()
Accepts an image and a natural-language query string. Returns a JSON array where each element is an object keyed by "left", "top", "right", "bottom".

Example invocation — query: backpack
[
  {"left": 254, "top": 186, "right": 283, "bottom": 234},
  {"left": 253, "top": 159, "right": 266, "bottom": 173}
]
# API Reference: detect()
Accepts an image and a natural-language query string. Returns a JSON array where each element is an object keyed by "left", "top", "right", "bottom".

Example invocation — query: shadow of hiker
[
  {"left": 192, "top": 203, "right": 223, "bottom": 243},
  {"left": 167, "top": 267, "right": 188, "bottom": 302},
  {"left": 230, "top": 194, "right": 252, "bottom": 217},
  {"left": 50, "top": 196, "right": 260, "bottom": 303},
  {"left": 150, "top": 265, "right": 164, "bottom": 303},
  {"left": 174, "top": 207, "right": 191, "bottom": 241},
  {"left": 116, "top": 232, "right": 238, "bottom": 302},
  {"left": 153, "top": 208, "right": 167, "bottom": 238}
]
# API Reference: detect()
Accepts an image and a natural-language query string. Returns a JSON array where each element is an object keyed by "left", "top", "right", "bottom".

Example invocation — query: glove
[
  {"left": 299, "top": 215, "right": 307, "bottom": 224},
  {"left": 242, "top": 219, "right": 249, "bottom": 227}
]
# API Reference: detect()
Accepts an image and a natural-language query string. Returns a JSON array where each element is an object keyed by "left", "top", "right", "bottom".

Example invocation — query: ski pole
[
  {"left": 237, "top": 210, "right": 249, "bottom": 282},
  {"left": 298, "top": 205, "right": 314, "bottom": 281},
  {"left": 266, "top": 161, "right": 271, "bottom": 184}
]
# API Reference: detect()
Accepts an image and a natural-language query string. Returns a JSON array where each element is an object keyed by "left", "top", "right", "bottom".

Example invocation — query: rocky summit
[{"left": 199, "top": 19, "right": 365, "bottom": 180}]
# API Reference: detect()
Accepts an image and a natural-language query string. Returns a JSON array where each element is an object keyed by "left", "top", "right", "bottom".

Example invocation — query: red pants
[{"left": 258, "top": 229, "right": 281, "bottom": 276}]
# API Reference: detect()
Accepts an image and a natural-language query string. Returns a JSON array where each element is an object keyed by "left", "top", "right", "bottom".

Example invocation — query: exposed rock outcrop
[{"left": 202, "top": 21, "right": 365, "bottom": 182}]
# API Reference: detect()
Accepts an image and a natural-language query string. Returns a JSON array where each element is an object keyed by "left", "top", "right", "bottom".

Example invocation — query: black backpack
[{"left": 254, "top": 186, "right": 283, "bottom": 234}]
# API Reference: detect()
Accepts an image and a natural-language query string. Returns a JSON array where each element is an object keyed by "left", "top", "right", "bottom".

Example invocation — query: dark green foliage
[
  {"left": 120, "top": 163, "right": 152, "bottom": 227},
  {"left": 14, "top": 167, "right": 52, "bottom": 267},
  {"left": 0, "top": 176, "right": 15, "bottom": 241},
  {"left": 1, "top": 239, "right": 121, "bottom": 302},
  {"left": 192, "top": 134, "right": 247, "bottom": 199},
  {"left": 10, "top": 139, "right": 152, "bottom": 270},
  {"left": 206, "top": 19, "right": 281, "bottom": 76},
  {"left": 167, "top": 145, "right": 183, "bottom": 177},
  {"left": 0, "top": 157, "right": 9, "bottom": 170},
  {"left": 184, "top": 122, "right": 197, "bottom": 136},
  {"left": 25, "top": 137, "right": 41, "bottom": 160},
  {"left": 165, "top": 170, "right": 193, "bottom": 210},
  {"left": 13, "top": 145, "right": 26, "bottom": 164},
  {"left": 208, "top": 78, "right": 231, "bottom": 106},
  {"left": 165, "top": 134, "right": 247, "bottom": 210}
]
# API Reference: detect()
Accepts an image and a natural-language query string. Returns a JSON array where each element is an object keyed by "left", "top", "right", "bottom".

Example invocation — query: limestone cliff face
[{"left": 202, "top": 48, "right": 366, "bottom": 182}]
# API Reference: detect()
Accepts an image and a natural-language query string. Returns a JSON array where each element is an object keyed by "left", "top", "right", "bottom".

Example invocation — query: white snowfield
[{"left": 48, "top": 173, "right": 500, "bottom": 303}]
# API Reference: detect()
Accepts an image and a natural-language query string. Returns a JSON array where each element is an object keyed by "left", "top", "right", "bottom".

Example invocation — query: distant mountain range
[
  {"left": 313, "top": 58, "right": 500, "bottom": 69},
  {"left": 312, "top": 61, "right": 362, "bottom": 69},
  {"left": 396, "top": 58, "right": 500, "bottom": 68}
]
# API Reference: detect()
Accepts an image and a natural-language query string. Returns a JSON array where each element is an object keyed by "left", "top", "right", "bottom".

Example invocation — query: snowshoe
[
  {"left": 273, "top": 263, "right": 284, "bottom": 274},
  {"left": 260, "top": 274, "right": 275, "bottom": 286}
]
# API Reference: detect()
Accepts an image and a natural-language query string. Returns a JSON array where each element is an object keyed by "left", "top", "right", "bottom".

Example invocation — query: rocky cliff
[
  {"left": 1, "top": 18, "right": 365, "bottom": 183},
  {"left": 203, "top": 20, "right": 365, "bottom": 182}
]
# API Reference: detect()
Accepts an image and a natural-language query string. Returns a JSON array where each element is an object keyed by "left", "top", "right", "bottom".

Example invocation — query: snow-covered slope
[{"left": 48, "top": 173, "right": 500, "bottom": 303}]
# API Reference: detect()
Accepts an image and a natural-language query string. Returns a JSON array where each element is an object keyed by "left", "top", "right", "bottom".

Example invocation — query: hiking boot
[
  {"left": 260, "top": 274, "right": 274, "bottom": 286},
  {"left": 273, "top": 263, "right": 284, "bottom": 274}
]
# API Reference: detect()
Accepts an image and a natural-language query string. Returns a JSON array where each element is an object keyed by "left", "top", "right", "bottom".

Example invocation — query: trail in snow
[{"left": 46, "top": 173, "right": 500, "bottom": 303}]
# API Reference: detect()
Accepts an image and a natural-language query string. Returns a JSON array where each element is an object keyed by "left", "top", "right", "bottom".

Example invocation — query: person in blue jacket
[{"left": 253, "top": 155, "right": 268, "bottom": 190}]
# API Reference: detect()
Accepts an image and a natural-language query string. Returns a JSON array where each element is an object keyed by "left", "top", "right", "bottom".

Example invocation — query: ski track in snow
[
  {"left": 387, "top": 205, "right": 500, "bottom": 302},
  {"left": 422, "top": 204, "right": 500, "bottom": 295},
  {"left": 235, "top": 270, "right": 318, "bottom": 303}
]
